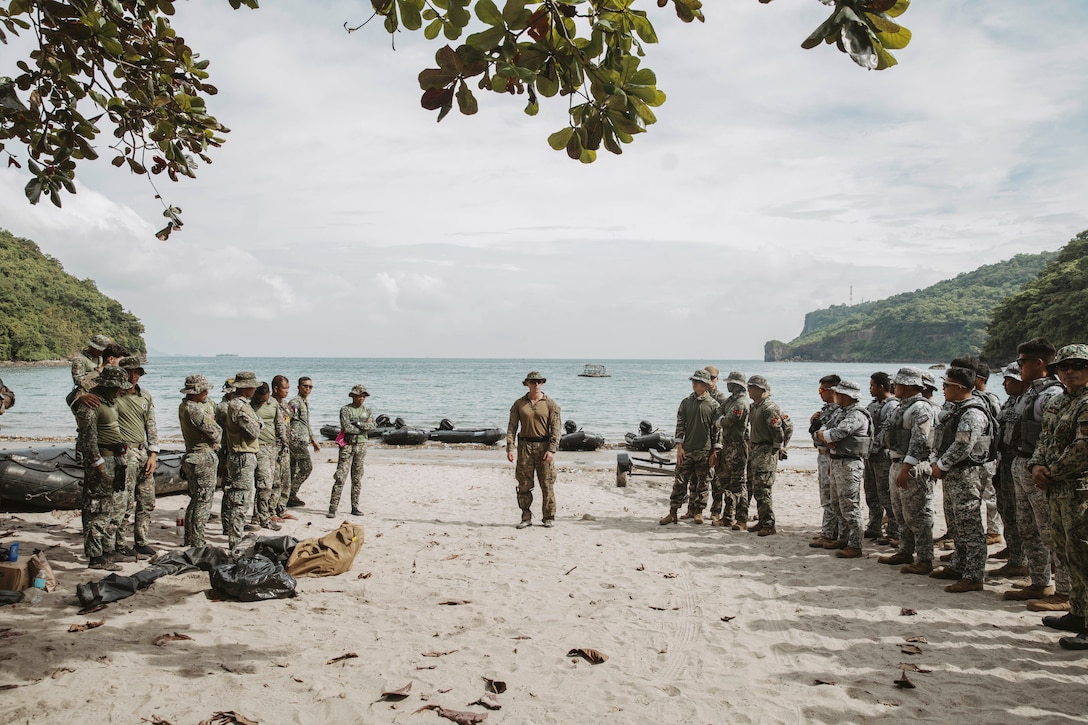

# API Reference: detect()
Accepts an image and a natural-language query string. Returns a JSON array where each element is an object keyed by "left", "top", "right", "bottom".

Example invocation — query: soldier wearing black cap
[{"left": 808, "top": 374, "right": 841, "bottom": 549}]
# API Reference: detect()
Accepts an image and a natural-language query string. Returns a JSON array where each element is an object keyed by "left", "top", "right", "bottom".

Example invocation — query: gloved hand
[{"left": 777, "top": 449, "right": 789, "bottom": 461}]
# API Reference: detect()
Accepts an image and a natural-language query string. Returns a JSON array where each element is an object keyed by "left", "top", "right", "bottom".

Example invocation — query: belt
[
  {"left": 889, "top": 454, "right": 904, "bottom": 461},
  {"left": 519, "top": 436, "right": 549, "bottom": 443},
  {"left": 751, "top": 441, "right": 774, "bottom": 447}
]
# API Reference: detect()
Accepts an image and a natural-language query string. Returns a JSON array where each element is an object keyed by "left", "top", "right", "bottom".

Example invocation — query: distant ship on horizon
[{"left": 215, "top": 353, "right": 239, "bottom": 357}]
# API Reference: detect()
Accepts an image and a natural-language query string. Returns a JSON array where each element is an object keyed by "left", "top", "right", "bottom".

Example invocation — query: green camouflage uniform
[
  {"left": 288, "top": 395, "right": 317, "bottom": 500},
  {"left": 253, "top": 398, "right": 289, "bottom": 525},
  {"left": 813, "top": 402, "right": 841, "bottom": 540},
  {"left": 934, "top": 399, "right": 991, "bottom": 582},
  {"left": 179, "top": 397, "right": 222, "bottom": 547},
  {"left": 887, "top": 393, "right": 935, "bottom": 563},
  {"left": 330, "top": 404, "right": 376, "bottom": 513},
  {"left": 669, "top": 390, "right": 723, "bottom": 513},
  {"left": 224, "top": 395, "right": 261, "bottom": 548},
  {"left": 717, "top": 389, "right": 750, "bottom": 525},
  {"left": 506, "top": 393, "right": 562, "bottom": 523},
  {"left": 748, "top": 395, "right": 792, "bottom": 530},
  {"left": 74, "top": 386, "right": 125, "bottom": 560},
  {"left": 114, "top": 385, "right": 159, "bottom": 549},
  {"left": 272, "top": 397, "right": 292, "bottom": 515}
]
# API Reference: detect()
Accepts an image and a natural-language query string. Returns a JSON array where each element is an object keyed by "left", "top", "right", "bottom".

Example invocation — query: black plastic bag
[
  {"left": 0, "top": 589, "right": 25, "bottom": 605},
  {"left": 209, "top": 555, "right": 296, "bottom": 602},
  {"left": 243, "top": 536, "right": 299, "bottom": 565}
]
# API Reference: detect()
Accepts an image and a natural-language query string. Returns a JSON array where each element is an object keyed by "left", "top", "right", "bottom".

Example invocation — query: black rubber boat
[
  {"left": 624, "top": 420, "right": 675, "bottom": 452},
  {"left": 381, "top": 428, "right": 428, "bottom": 445},
  {"left": 559, "top": 420, "right": 606, "bottom": 451},
  {"left": 0, "top": 446, "right": 187, "bottom": 511},
  {"left": 427, "top": 419, "right": 504, "bottom": 445}
]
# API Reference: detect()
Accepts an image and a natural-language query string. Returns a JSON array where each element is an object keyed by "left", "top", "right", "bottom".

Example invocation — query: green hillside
[
  {"left": 0, "top": 228, "right": 145, "bottom": 361},
  {"left": 765, "top": 251, "right": 1057, "bottom": 363},
  {"left": 983, "top": 230, "right": 1088, "bottom": 362}
]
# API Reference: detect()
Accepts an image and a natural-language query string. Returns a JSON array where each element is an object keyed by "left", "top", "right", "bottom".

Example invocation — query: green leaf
[
  {"left": 466, "top": 25, "right": 506, "bottom": 52},
  {"left": 578, "top": 148, "right": 596, "bottom": 164},
  {"left": 398, "top": 0, "right": 423, "bottom": 31},
  {"left": 502, "top": 0, "right": 527, "bottom": 25},
  {"left": 523, "top": 99, "right": 538, "bottom": 116},
  {"left": 535, "top": 73, "right": 559, "bottom": 98},
  {"left": 475, "top": 0, "right": 504, "bottom": 26},
  {"left": 456, "top": 81, "right": 478, "bottom": 114},
  {"left": 630, "top": 14, "right": 658, "bottom": 44},
  {"left": 547, "top": 127, "right": 574, "bottom": 151},
  {"left": 418, "top": 68, "right": 458, "bottom": 90},
  {"left": 424, "top": 18, "right": 442, "bottom": 40}
]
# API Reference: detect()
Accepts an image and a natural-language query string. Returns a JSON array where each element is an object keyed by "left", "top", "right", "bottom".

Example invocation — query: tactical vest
[
  {"left": 1016, "top": 378, "right": 1064, "bottom": 457},
  {"left": 888, "top": 397, "right": 928, "bottom": 458},
  {"left": 935, "top": 398, "right": 996, "bottom": 467},
  {"left": 225, "top": 398, "right": 260, "bottom": 454},
  {"left": 830, "top": 405, "right": 874, "bottom": 459},
  {"left": 179, "top": 399, "right": 217, "bottom": 453}
]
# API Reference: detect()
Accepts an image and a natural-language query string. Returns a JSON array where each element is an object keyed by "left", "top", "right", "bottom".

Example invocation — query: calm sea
[{"left": 0, "top": 358, "right": 953, "bottom": 444}]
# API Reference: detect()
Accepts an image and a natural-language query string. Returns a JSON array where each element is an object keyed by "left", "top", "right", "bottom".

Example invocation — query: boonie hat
[
  {"left": 118, "top": 356, "right": 146, "bottom": 375},
  {"left": 350, "top": 384, "right": 369, "bottom": 397},
  {"left": 180, "top": 374, "right": 212, "bottom": 395},
  {"left": 747, "top": 374, "right": 771, "bottom": 392},
  {"left": 690, "top": 369, "right": 713, "bottom": 385},
  {"left": 724, "top": 371, "right": 747, "bottom": 388},
  {"left": 893, "top": 367, "right": 924, "bottom": 387},
  {"left": 1002, "top": 362, "right": 1022, "bottom": 381},
  {"left": 831, "top": 379, "right": 862, "bottom": 399},
  {"left": 233, "top": 371, "right": 259, "bottom": 389},
  {"left": 942, "top": 367, "right": 976, "bottom": 390},
  {"left": 523, "top": 371, "right": 547, "bottom": 385},
  {"left": 222, "top": 377, "right": 236, "bottom": 394},
  {"left": 1048, "top": 343, "right": 1088, "bottom": 372},
  {"left": 96, "top": 365, "right": 132, "bottom": 389},
  {"left": 88, "top": 334, "right": 112, "bottom": 352},
  {"left": 920, "top": 371, "right": 938, "bottom": 391}
]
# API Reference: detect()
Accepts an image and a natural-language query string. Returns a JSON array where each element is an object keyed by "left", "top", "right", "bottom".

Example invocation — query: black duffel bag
[{"left": 209, "top": 555, "right": 296, "bottom": 602}]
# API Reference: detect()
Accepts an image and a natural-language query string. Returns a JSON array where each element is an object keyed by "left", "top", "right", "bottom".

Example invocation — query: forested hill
[
  {"left": 765, "top": 251, "right": 1056, "bottom": 363},
  {"left": 0, "top": 228, "right": 145, "bottom": 362}
]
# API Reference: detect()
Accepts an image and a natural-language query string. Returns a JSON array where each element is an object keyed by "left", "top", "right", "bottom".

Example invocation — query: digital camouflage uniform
[
  {"left": 888, "top": 393, "right": 936, "bottom": 564},
  {"left": 506, "top": 392, "right": 562, "bottom": 524},
  {"left": 812, "top": 402, "right": 841, "bottom": 541},
  {"left": 748, "top": 389, "right": 792, "bottom": 531},
  {"left": 669, "top": 388, "right": 723, "bottom": 515},
  {"left": 179, "top": 393, "right": 222, "bottom": 548},
  {"left": 1029, "top": 381, "right": 1088, "bottom": 619},
  {"left": 934, "top": 399, "right": 992, "bottom": 583},
  {"left": 997, "top": 385, "right": 1026, "bottom": 568},
  {"left": 272, "top": 397, "right": 292, "bottom": 515},
  {"left": 330, "top": 403, "right": 376, "bottom": 513},
  {"left": 717, "top": 386, "right": 750, "bottom": 526},
  {"left": 254, "top": 397, "right": 289, "bottom": 525},
  {"left": 70, "top": 352, "right": 100, "bottom": 390},
  {"left": 977, "top": 389, "right": 1004, "bottom": 537},
  {"left": 1015, "top": 378, "right": 1068, "bottom": 591},
  {"left": 865, "top": 395, "right": 900, "bottom": 537},
  {"left": 823, "top": 397, "right": 872, "bottom": 550},
  {"left": 224, "top": 392, "right": 262, "bottom": 548},
  {"left": 288, "top": 394, "right": 317, "bottom": 501},
  {"left": 114, "top": 383, "right": 159, "bottom": 549}
]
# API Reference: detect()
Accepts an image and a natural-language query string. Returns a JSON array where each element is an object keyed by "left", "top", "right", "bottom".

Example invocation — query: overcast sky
[{"left": 2, "top": 1, "right": 1086, "bottom": 359}]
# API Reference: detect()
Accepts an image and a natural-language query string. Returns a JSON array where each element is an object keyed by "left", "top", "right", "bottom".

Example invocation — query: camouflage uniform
[
  {"left": 1015, "top": 378, "right": 1068, "bottom": 591},
  {"left": 330, "top": 401, "right": 376, "bottom": 513},
  {"left": 254, "top": 397, "right": 289, "bottom": 525},
  {"left": 823, "top": 396, "right": 872, "bottom": 550},
  {"left": 887, "top": 391, "right": 935, "bottom": 564},
  {"left": 669, "top": 385, "right": 723, "bottom": 515},
  {"left": 288, "top": 394, "right": 317, "bottom": 501},
  {"left": 747, "top": 380, "right": 792, "bottom": 532},
  {"left": 934, "top": 399, "right": 992, "bottom": 583},
  {"left": 977, "top": 389, "right": 1003, "bottom": 537},
  {"left": 506, "top": 388, "right": 562, "bottom": 524},
  {"left": 224, "top": 388, "right": 262, "bottom": 548},
  {"left": 114, "top": 381, "right": 159, "bottom": 549},
  {"left": 1028, "top": 374, "right": 1088, "bottom": 619},
  {"left": 178, "top": 377, "right": 222, "bottom": 547},
  {"left": 996, "top": 383, "right": 1026, "bottom": 568},
  {"left": 272, "top": 397, "right": 292, "bottom": 516},
  {"left": 707, "top": 384, "right": 731, "bottom": 519},
  {"left": 812, "top": 402, "right": 842, "bottom": 541},
  {"left": 73, "top": 367, "right": 131, "bottom": 563},
  {"left": 865, "top": 395, "right": 900, "bottom": 537},
  {"left": 716, "top": 382, "right": 750, "bottom": 526}
]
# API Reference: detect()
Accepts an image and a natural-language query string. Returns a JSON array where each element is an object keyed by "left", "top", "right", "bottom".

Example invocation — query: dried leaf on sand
[
  {"left": 897, "top": 663, "right": 933, "bottom": 673},
  {"left": 482, "top": 677, "right": 507, "bottom": 694},
  {"left": 421, "top": 650, "right": 459, "bottom": 658},
  {"left": 413, "top": 705, "right": 488, "bottom": 723},
  {"left": 380, "top": 682, "right": 412, "bottom": 701},
  {"left": 567, "top": 648, "right": 608, "bottom": 664},
  {"left": 899, "top": 644, "right": 922, "bottom": 655},
  {"left": 198, "top": 711, "right": 259, "bottom": 725},
  {"left": 894, "top": 671, "right": 916, "bottom": 689},
  {"left": 899, "top": 608, "right": 917, "bottom": 616},
  {"left": 813, "top": 679, "right": 836, "bottom": 686},
  {"left": 438, "top": 600, "right": 472, "bottom": 606},
  {"left": 68, "top": 619, "right": 105, "bottom": 633},
  {"left": 154, "top": 633, "right": 193, "bottom": 646},
  {"left": 326, "top": 652, "right": 359, "bottom": 665},
  {"left": 471, "top": 693, "right": 501, "bottom": 710}
]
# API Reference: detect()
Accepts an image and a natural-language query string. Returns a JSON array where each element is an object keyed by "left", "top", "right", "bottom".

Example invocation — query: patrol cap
[
  {"left": 690, "top": 369, "right": 713, "bottom": 385},
  {"left": 118, "top": 356, "right": 145, "bottom": 375},
  {"left": 96, "top": 365, "right": 132, "bottom": 389},
  {"left": 920, "top": 371, "right": 938, "bottom": 392},
  {"left": 350, "top": 384, "right": 369, "bottom": 397},
  {"left": 180, "top": 374, "right": 212, "bottom": 395},
  {"left": 1048, "top": 343, "right": 1088, "bottom": 372},
  {"left": 1002, "top": 362, "right": 1022, "bottom": 381},
  {"left": 831, "top": 379, "right": 862, "bottom": 399},
  {"left": 88, "top": 334, "right": 112, "bottom": 352},
  {"left": 523, "top": 371, "right": 546, "bottom": 385},
  {"left": 942, "top": 366, "right": 976, "bottom": 390},
  {"left": 724, "top": 371, "right": 747, "bottom": 388},
  {"left": 747, "top": 374, "right": 771, "bottom": 392},
  {"left": 233, "top": 371, "right": 259, "bottom": 389},
  {"left": 893, "top": 367, "right": 925, "bottom": 388}
]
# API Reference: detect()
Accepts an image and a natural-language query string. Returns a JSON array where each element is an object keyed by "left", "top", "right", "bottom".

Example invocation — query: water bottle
[
  {"left": 7, "top": 541, "right": 18, "bottom": 561},
  {"left": 33, "top": 569, "right": 46, "bottom": 590},
  {"left": 176, "top": 508, "right": 185, "bottom": 539}
]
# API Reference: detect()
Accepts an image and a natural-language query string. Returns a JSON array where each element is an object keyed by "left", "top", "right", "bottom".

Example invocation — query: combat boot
[
  {"left": 990, "top": 563, "right": 1029, "bottom": 578},
  {"left": 1003, "top": 584, "right": 1054, "bottom": 601},
  {"left": 879, "top": 552, "right": 913, "bottom": 565},
  {"left": 901, "top": 561, "right": 933, "bottom": 575},
  {"left": 944, "top": 579, "right": 984, "bottom": 593},
  {"left": 679, "top": 510, "right": 694, "bottom": 520},
  {"left": 731, "top": 521, "right": 747, "bottom": 531},
  {"left": 929, "top": 566, "right": 962, "bottom": 580},
  {"left": 88, "top": 556, "right": 122, "bottom": 572},
  {"left": 1058, "top": 632, "right": 1088, "bottom": 650},
  {"left": 1027, "top": 594, "right": 1071, "bottom": 612},
  {"left": 809, "top": 536, "right": 834, "bottom": 548},
  {"left": 836, "top": 547, "right": 863, "bottom": 559},
  {"left": 659, "top": 509, "right": 679, "bottom": 525},
  {"left": 692, "top": 513, "right": 704, "bottom": 524},
  {"left": 757, "top": 526, "right": 777, "bottom": 537},
  {"left": 1042, "top": 613, "right": 1085, "bottom": 632},
  {"left": 822, "top": 539, "right": 845, "bottom": 550}
]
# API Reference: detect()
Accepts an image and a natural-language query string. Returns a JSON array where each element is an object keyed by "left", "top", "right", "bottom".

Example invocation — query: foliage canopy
[
  {"left": 0, "top": 0, "right": 910, "bottom": 236},
  {"left": 0, "top": 227, "right": 146, "bottom": 361}
]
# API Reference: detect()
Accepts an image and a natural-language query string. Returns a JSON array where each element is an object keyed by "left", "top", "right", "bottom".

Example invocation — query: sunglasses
[
  {"left": 1015, "top": 357, "right": 1040, "bottom": 364},
  {"left": 942, "top": 382, "right": 967, "bottom": 390},
  {"left": 1054, "top": 361, "right": 1088, "bottom": 372}
]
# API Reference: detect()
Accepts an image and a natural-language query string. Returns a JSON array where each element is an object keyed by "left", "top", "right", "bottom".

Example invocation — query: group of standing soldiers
[
  {"left": 808, "top": 337, "right": 1088, "bottom": 652},
  {"left": 68, "top": 335, "right": 327, "bottom": 570},
  {"left": 660, "top": 367, "right": 794, "bottom": 536}
]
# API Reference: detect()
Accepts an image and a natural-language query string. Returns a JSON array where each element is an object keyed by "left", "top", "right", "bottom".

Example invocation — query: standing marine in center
[
  {"left": 506, "top": 371, "right": 562, "bottom": 529},
  {"left": 660, "top": 369, "right": 723, "bottom": 525}
]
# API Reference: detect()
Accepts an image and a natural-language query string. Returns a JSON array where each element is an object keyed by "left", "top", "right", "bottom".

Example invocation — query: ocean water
[{"left": 0, "top": 357, "right": 948, "bottom": 444}]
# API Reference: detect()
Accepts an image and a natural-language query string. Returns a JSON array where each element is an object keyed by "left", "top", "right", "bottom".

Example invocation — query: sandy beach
[{"left": 2, "top": 444, "right": 1086, "bottom": 724}]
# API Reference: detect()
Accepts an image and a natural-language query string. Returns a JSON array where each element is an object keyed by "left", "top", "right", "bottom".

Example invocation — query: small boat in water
[
  {"left": 559, "top": 420, "right": 606, "bottom": 451},
  {"left": 0, "top": 446, "right": 187, "bottom": 511},
  {"left": 624, "top": 420, "right": 675, "bottom": 452},
  {"left": 578, "top": 363, "right": 611, "bottom": 378},
  {"left": 427, "top": 419, "right": 504, "bottom": 445}
]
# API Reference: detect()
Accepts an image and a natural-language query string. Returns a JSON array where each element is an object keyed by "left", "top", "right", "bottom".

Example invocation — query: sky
[{"left": 1, "top": 1, "right": 1086, "bottom": 359}]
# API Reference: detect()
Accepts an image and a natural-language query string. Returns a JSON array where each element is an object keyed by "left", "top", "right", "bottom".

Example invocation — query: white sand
[{"left": 2, "top": 445, "right": 1086, "bottom": 724}]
